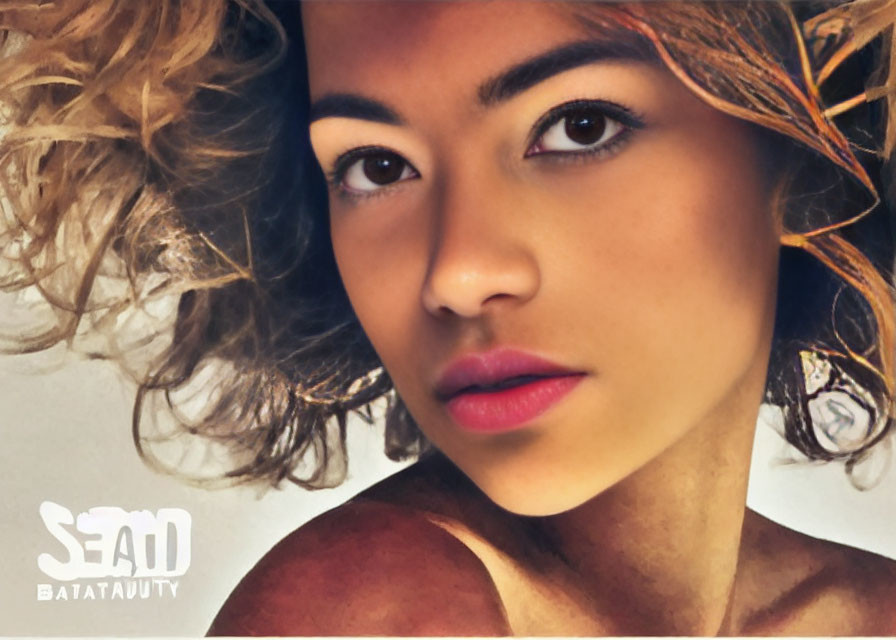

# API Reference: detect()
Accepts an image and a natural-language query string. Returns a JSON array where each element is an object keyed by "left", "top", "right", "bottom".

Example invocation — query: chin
[{"left": 471, "top": 469, "right": 607, "bottom": 518}]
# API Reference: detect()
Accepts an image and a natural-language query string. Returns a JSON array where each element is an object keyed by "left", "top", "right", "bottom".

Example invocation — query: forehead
[{"left": 300, "top": 1, "right": 629, "bottom": 100}]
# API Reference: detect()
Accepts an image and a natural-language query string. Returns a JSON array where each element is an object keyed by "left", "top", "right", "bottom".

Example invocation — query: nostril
[{"left": 482, "top": 291, "right": 518, "bottom": 308}]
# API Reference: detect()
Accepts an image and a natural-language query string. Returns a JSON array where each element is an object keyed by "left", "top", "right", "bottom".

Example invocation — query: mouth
[
  {"left": 448, "top": 373, "right": 561, "bottom": 395},
  {"left": 434, "top": 348, "right": 587, "bottom": 433}
]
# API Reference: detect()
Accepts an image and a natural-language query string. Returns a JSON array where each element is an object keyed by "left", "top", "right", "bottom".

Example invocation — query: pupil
[
  {"left": 565, "top": 110, "right": 606, "bottom": 145},
  {"left": 363, "top": 153, "right": 404, "bottom": 185}
]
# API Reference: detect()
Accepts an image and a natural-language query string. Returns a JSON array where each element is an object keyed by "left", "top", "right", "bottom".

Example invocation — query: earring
[{"left": 799, "top": 350, "right": 881, "bottom": 454}]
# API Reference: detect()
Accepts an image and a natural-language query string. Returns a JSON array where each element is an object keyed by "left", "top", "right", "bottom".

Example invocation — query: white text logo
[{"left": 36, "top": 501, "right": 191, "bottom": 602}]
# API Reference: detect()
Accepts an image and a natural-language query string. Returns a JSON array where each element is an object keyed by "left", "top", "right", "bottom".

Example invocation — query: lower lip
[{"left": 444, "top": 374, "right": 586, "bottom": 433}]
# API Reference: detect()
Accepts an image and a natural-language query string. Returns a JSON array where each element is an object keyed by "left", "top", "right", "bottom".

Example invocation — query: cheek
[
  {"left": 554, "top": 128, "right": 780, "bottom": 408},
  {"left": 631, "top": 156, "right": 777, "bottom": 329},
  {"left": 330, "top": 209, "right": 426, "bottom": 371},
  {"left": 627, "top": 184, "right": 777, "bottom": 411}
]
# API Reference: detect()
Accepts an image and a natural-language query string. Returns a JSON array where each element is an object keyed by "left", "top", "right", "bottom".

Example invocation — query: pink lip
[{"left": 434, "top": 348, "right": 587, "bottom": 433}]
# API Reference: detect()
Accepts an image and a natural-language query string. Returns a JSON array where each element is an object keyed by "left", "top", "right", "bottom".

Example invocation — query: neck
[{"left": 536, "top": 356, "right": 768, "bottom": 635}]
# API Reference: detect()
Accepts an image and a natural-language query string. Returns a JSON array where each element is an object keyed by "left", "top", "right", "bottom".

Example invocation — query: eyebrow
[
  {"left": 478, "top": 38, "right": 655, "bottom": 106},
  {"left": 309, "top": 94, "right": 402, "bottom": 126},
  {"left": 308, "top": 38, "right": 655, "bottom": 125}
]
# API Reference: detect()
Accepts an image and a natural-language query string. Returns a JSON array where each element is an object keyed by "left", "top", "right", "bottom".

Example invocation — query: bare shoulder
[
  {"left": 739, "top": 509, "right": 896, "bottom": 634},
  {"left": 207, "top": 493, "right": 511, "bottom": 636},
  {"left": 824, "top": 535, "right": 896, "bottom": 633}
]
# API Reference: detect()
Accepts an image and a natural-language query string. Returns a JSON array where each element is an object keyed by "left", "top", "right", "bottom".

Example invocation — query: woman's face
[{"left": 304, "top": 1, "right": 781, "bottom": 516}]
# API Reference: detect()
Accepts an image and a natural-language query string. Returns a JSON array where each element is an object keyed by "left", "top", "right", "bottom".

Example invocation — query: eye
[
  {"left": 525, "top": 100, "right": 644, "bottom": 158},
  {"left": 330, "top": 146, "right": 419, "bottom": 197}
]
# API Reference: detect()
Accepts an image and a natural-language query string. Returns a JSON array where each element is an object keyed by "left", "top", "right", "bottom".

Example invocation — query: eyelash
[{"left": 325, "top": 99, "right": 646, "bottom": 202}]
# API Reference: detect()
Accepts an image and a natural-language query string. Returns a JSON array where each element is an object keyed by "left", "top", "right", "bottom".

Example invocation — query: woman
[{"left": 1, "top": 0, "right": 895, "bottom": 635}]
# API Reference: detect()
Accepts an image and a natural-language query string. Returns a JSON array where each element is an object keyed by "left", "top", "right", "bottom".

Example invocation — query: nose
[{"left": 421, "top": 173, "right": 540, "bottom": 319}]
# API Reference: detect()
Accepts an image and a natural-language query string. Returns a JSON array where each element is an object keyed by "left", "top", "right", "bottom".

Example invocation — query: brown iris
[
  {"left": 564, "top": 109, "right": 607, "bottom": 145},
  {"left": 362, "top": 152, "right": 406, "bottom": 185}
]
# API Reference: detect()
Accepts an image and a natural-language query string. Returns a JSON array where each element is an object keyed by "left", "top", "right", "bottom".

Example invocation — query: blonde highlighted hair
[{"left": 0, "top": 0, "right": 894, "bottom": 487}]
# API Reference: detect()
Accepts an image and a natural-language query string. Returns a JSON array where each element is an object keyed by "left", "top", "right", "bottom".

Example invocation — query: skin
[{"left": 209, "top": 2, "right": 896, "bottom": 635}]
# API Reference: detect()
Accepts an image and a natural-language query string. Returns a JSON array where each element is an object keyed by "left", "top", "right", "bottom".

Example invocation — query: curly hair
[{"left": 0, "top": 0, "right": 894, "bottom": 488}]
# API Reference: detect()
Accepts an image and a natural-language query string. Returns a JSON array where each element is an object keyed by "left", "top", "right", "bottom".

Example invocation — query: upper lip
[{"left": 434, "top": 347, "right": 584, "bottom": 401}]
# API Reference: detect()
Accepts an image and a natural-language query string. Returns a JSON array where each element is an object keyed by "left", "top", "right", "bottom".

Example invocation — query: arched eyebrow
[
  {"left": 308, "top": 38, "right": 656, "bottom": 125},
  {"left": 309, "top": 94, "right": 402, "bottom": 126},
  {"left": 477, "top": 38, "right": 655, "bottom": 106}
]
